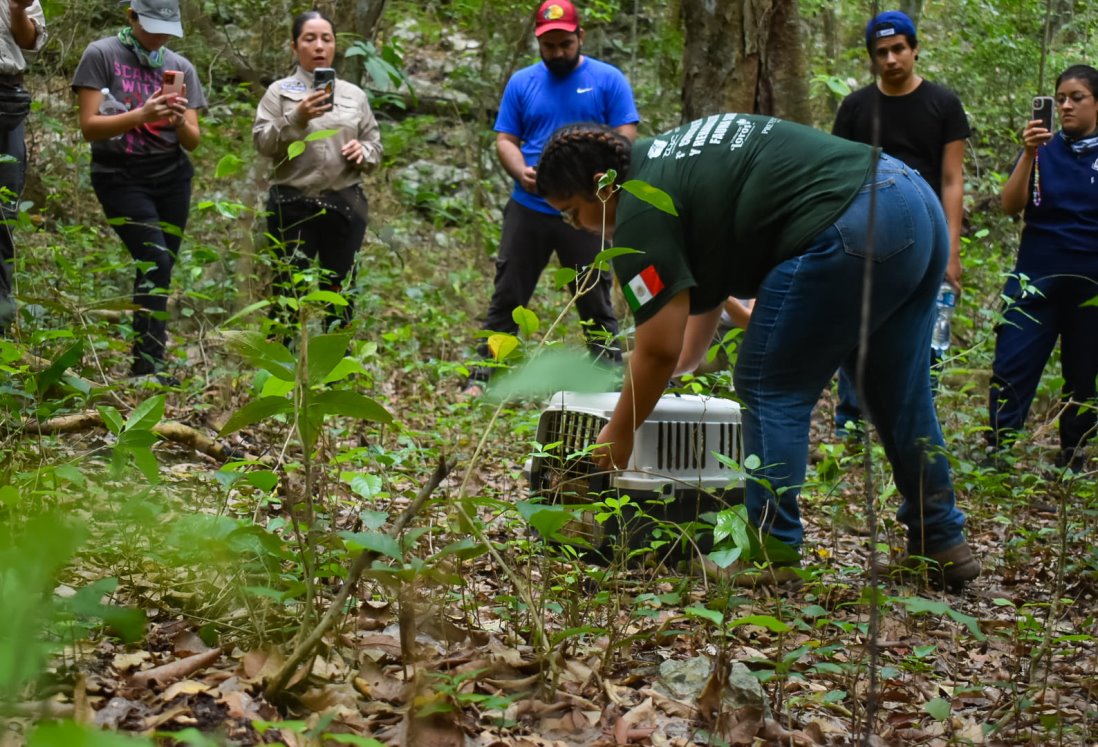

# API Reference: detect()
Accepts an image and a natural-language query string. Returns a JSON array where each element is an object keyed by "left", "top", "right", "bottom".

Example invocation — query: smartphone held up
[
  {"left": 313, "top": 67, "right": 336, "bottom": 109},
  {"left": 1032, "top": 95, "right": 1055, "bottom": 132},
  {"left": 162, "top": 69, "right": 184, "bottom": 100}
]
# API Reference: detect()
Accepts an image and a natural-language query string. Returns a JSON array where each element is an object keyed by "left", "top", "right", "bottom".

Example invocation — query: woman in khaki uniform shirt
[{"left": 253, "top": 9, "right": 382, "bottom": 333}]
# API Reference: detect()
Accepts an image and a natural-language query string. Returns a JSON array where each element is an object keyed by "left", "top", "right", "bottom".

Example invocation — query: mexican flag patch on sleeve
[{"left": 622, "top": 265, "right": 664, "bottom": 311}]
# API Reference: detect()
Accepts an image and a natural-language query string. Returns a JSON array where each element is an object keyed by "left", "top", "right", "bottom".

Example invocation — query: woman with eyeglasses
[{"left": 989, "top": 64, "right": 1098, "bottom": 471}]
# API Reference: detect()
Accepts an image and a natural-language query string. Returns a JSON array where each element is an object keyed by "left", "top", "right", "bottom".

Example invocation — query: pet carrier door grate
[{"left": 526, "top": 391, "right": 745, "bottom": 555}]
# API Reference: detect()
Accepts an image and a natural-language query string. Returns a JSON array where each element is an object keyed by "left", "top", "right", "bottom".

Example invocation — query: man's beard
[{"left": 544, "top": 54, "right": 580, "bottom": 77}]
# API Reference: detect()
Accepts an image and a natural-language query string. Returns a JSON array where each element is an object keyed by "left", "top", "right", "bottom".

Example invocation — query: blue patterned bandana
[
  {"left": 1060, "top": 129, "right": 1098, "bottom": 155},
  {"left": 118, "top": 26, "right": 165, "bottom": 69}
]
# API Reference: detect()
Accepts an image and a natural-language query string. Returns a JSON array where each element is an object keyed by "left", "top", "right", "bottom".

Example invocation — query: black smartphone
[
  {"left": 313, "top": 67, "right": 336, "bottom": 109},
  {"left": 1032, "top": 95, "right": 1055, "bottom": 131}
]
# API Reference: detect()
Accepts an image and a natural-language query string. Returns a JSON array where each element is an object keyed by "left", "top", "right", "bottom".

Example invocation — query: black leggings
[
  {"left": 92, "top": 163, "right": 192, "bottom": 375},
  {"left": 265, "top": 187, "right": 368, "bottom": 331}
]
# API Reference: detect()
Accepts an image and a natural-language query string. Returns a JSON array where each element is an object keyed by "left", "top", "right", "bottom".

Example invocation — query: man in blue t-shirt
[{"left": 463, "top": 0, "right": 639, "bottom": 395}]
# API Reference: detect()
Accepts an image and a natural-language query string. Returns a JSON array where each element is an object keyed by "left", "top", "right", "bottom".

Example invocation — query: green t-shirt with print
[{"left": 612, "top": 114, "right": 875, "bottom": 324}]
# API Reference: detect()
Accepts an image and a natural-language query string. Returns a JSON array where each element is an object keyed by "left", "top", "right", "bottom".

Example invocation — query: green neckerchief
[{"left": 118, "top": 26, "right": 165, "bottom": 69}]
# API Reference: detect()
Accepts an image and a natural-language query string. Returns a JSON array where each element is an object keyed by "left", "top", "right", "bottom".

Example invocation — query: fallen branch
[
  {"left": 29, "top": 411, "right": 237, "bottom": 461},
  {"left": 264, "top": 458, "right": 452, "bottom": 700},
  {"left": 130, "top": 647, "right": 223, "bottom": 688}
]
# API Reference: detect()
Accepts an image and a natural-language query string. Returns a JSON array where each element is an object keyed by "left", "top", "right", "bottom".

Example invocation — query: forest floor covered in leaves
[{"left": 9, "top": 347, "right": 1096, "bottom": 747}]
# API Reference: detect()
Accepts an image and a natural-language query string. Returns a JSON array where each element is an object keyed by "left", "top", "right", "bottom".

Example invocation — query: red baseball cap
[{"left": 535, "top": 0, "right": 580, "bottom": 36}]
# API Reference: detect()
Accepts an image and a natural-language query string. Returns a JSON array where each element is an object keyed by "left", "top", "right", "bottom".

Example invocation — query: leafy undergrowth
[
  {"left": 4, "top": 349, "right": 1096, "bottom": 746},
  {"left": 3, "top": 76, "right": 1097, "bottom": 747}
]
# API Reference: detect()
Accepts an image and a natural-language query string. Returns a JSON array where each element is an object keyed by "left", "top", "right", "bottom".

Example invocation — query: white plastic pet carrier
[{"left": 525, "top": 391, "right": 745, "bottom": 556}]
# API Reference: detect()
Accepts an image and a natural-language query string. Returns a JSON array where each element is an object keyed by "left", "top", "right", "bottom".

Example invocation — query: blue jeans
[
  {"left": 732, "top": 154, "right": 967, "bottom": 555},
  {"left": 836, "top": 347, "right": 942, "bottom": 429}
]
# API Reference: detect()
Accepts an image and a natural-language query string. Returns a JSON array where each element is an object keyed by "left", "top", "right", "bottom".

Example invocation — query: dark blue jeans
[
  {"left": 0, "top": 121, "right": 26, "bottom": 330},
  {"left": 836, "top": 347, "right": 942, "bottom": 429},
  {"left": 733, "top": 154, "right": 967, "bottom": 555},
  {"left": 92, "top": 163, "right": 192, "bottom": 375},
  {"left": 989, "top": 272, "right": 1098, "bottom": 463}
]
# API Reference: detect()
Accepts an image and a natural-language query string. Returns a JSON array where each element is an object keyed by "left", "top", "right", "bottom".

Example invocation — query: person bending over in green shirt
[{"left": 535, "top": 116, "right": 980, "bottom": 590}]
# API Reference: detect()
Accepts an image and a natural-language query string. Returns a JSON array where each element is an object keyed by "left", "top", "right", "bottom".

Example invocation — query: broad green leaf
[
  {"left": 706, "top": 546, "right": 742, "bottom": 569},
  {"left": 305, "top": 333, "right": 351, "bottom": 386},
  {"left": 553, "top": 267, "right": 578, "bottom": 288},
  {"left": 287, "top": 140, "right": 306, "bottom": 160},
  {"left": 244, "top": 471, "right": 279, "bottom": 492},
  {"left": 220, "top": 396, "right": 294, "bottom": 435},
  {"left": 222, "top": 299, "right": 270, "bottom": 327},
  {"left": 512, "top": 306, "right": 539, "bottom": 338},
  {"left": 308, "top": 390, "right": 393, "bottom": 423},
  {"left": 515, "top": 500, "right": 574, "bottom": 539},
  {"left": 35, "top": 340, "right": 83, "bottom": 395},
  {"left": 116, "top": 429, "right": 158, "bottom": 449},
  {"left": 342, "top": 531, "right": 401, "bottom": 560},
  {"left": 304, "top": 128, "right": 340, "bottom": 142},
  {"left": 591, "top": 246, "right": 642, "bottom": 266},
  {"left": 124, "top": 394, "right": 165, "bottom": 432},
  {"left": 324, "top": 357, "right": 366, "bottom": 384},
  {"left": 1082, "top": 294, "right": 1098, "bottom": 308},
  {"left": 0, "top": 485, "right": 19, "bottom": 506},
  {"left": 621, "top": 180, "right": 678, "bottom": 216},
  {"left": 323, "top": 735, "right": 386, "bottom": 747},
  {"left": 488, "top": 333, "right": 519, "bottom": 362},
  {"left": 924, "top": 697, "right": 951, "bottom": 721},
  {"left": 214, "top": 153, "right": 244, "bottom": 179},
  {"left": 346, "top": 473, "right": 384, "bottom": 501},
  {"left": 129, "top": 447, "right": 161, "bottom": 484},
  {"left": 429, "top": 537, "right": 486, "bottom": 562},
  {"left": 225, "top": 331, "right": 296, "bottom": 381},
  {"left": 713, "top": 504, "right": 751, "bottom": 547},
  {"left": 155, "top": 728, "right": 222, "bottom": 747},
  {"left": 684, "top": 604, "right": 723, "bottom": 626},
  {"left": 488, "top": 349, "right": 617, "bottom": 401},
  {"left": 97, "top": 406, "right": 124, "bottom": 435},
  {"left": 300, "top": 290, "right": 348, "bottom": 306},
  {"left": 65, "top": 579, "right": 146, "bottom": 644},
  {"left": 29, "top": 721, "right": 154, "bottom": 747},
  {"left": 729, "top": 615, "right": 791, "bottom": 633}
]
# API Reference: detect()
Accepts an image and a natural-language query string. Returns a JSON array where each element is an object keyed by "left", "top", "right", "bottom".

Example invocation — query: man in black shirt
[{"left": 831, "top": 9, "right": 970, "bottom": 430}]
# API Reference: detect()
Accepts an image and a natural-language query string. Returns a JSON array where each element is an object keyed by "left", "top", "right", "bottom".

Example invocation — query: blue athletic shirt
[
  {"left": 495, "top": 56, "right": 639, "bottom": 215},
  {"left": 1017, "top": 132, "right": 1098, "bottom": 277}
]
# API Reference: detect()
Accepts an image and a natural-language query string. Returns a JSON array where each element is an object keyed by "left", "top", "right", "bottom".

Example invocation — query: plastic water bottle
[
  {"left": 931, "top": 282, "right": 956, "bottom": 353},
  {"left": 98, "top": 88, "right": 127, "bottom": 116},
  {"left": 98, "top": 89, "right": 127, "bottom": 141}
]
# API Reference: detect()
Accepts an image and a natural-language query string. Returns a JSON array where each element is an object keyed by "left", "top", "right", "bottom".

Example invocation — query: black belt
[{"left": 0, "top": 73, "right": 25, "bottom": 86}]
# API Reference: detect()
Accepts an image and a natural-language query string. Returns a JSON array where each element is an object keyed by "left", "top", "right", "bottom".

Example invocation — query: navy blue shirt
[{"left": 1017, "top": 132, "right": 1098, "bottom": 277}]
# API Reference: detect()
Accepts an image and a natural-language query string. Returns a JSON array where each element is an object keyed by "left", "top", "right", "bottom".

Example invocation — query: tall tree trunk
[{"left": 680, "top": 0, "right": 808, "bottom": 124}]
